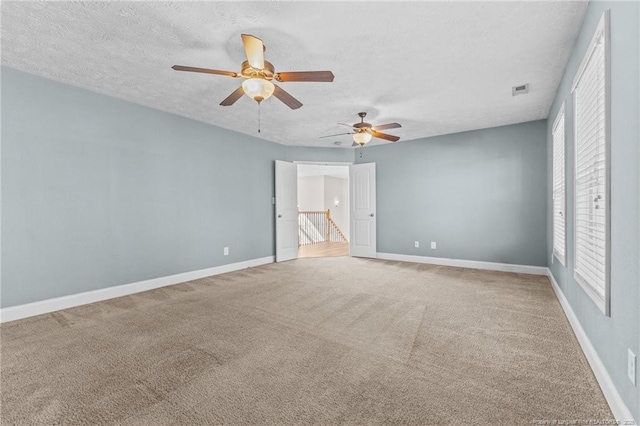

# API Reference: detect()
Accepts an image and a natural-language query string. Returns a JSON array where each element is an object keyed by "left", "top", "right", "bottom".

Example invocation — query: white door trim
[{"left": 293, "top": 161, "right": 353, "bottom": 166}]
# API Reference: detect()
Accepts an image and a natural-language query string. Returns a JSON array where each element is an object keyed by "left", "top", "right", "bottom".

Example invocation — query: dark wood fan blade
[
  {"left": 219, "top": 86, "right": 245, "bottom": 106},
  {"left": 372, "top": 122, "right": 402, "bottom": 131},
  {"left": 352, "top": 142, "right": 360, "bottom": 147},
  {"left": 172, "top": 65, "right": 238, "bottom": 77},
  {"left": 319, "top": 132, "right": 353, "bottom": 139},
  {"left": 275, "top": 71, "right": 335, "bottom": 82},
  {"left": 241, "top": 34, "right": 265, "bottom": 69},
  {"left": 370, "top": 130, "right": 400, "bottom": 142},
  {"left": 273, "top": 84, "right": 303, "bottom": 110}
]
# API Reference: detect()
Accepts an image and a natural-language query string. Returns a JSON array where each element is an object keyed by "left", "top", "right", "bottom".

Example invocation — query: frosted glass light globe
[
  {"left": 242, "top": 78, "right": 275, "bottom": 103},
  {"left": 353, "top": 132, "right": 372, "bottom": 145}
]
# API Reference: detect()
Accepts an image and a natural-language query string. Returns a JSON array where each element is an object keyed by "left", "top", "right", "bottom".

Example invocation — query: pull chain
[{"left": 257, "top": 101, "right": 261, "bottom": 133}]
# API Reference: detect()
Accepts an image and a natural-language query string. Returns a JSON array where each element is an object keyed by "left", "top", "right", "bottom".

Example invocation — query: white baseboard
[
  {"left": 547, "top": 270, "right": 636, "bottom": 425},
  {"left": 376, "top": 252, "right": 548, "bottom": 275},
  {"left": 0, "top": 256, "right": 274, "bottom": 324}
]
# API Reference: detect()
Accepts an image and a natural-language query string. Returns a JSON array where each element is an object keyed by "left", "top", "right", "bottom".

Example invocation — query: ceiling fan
[
  {"left": 321, "top": 112, "right": 402, "bottom": 146},
  {"left": 172, "top": 34, "right": 334, "bottom": 110}
]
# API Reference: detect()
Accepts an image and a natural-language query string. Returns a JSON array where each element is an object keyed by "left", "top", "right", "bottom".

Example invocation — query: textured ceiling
[{"left": 1, "top": 1, "right": 587, "bottom": 147}]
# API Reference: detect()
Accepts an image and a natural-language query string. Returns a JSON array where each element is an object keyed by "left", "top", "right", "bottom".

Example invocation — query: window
[
  {"left": 552, "top": 104, "right": 566, "bottom": 265},
  {"left": 572, "top": 10, "right": 610, "bottom": 315}
]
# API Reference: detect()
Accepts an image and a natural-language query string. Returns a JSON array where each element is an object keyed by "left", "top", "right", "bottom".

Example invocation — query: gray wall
[
  {"left": 0, "top": 68, "right": 364, "bottom": 309},
  {"left": 1, "top": 67, "right": 287, "bottom": 308},
  {"left": 546, "top": 2, "right": 640, "bottom": 420},
  {"left": 356, "top": 120, "right": 548, "bottom": 267},
  {"left": 2, "top": 64, "right": 550, "bottom": 312}
]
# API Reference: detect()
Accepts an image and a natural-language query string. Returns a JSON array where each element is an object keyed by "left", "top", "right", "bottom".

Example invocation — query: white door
[
  {"left": 275, "top": 160, "right": 298, "bottom": 262},
  {"left": 349, "top": 163, "right": 376, "bottom": 258}
]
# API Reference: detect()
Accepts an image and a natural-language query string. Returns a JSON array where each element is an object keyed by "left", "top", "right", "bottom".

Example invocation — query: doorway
[
  {"left": 297, "top": 164, "right": 350, "bottom": 258},
  {"left": 275, "top": 161, "right": 377, "bottom": 262}
]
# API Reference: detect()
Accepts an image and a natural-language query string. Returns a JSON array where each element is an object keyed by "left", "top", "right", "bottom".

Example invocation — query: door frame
[
  {"left": 293, "top": 161, "right": 353, "bottom": 166},
  {"left": 294, "top": 161, "right": 380, "bottom": 259},
  {"left": 294, "top": 161, "right": 353, "bottom": 255}
]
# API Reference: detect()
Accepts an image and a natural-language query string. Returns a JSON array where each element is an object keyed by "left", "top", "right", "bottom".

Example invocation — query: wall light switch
[
  {"left": 629, "top": 349, "right": 637, "bottom": 386},
  {"left": 224, "top": 247, "right": 229, "bottom": 256},
  {"left": 414, "top": 241, "right": 419, "bottom": 248},
  {"left": 431, "top": 242, "right": 437, "bottom": 250}
]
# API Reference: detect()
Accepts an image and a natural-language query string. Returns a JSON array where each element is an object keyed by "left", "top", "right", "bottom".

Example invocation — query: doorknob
[
  {"left": 370, "top": 213, "right": 375, "bottom": 217},
  {"left": 278, "top": 214, "right": 282, "bottom": 218}
]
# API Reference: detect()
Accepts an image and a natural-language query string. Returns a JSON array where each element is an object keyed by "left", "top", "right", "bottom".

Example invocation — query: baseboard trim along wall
[
  {"left": 376, "top": 252, "right": 548, "bottom": 275},
  {"left": 547, "top": 271, "right": 636, "bottom": 425},
  {"left": 0, "top": 256, "right": 275, "bottom": 324}
]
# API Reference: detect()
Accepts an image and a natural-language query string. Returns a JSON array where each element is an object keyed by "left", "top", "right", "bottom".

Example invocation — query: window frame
[
  {"left": 552, "top": 102, "right": 567, "bottom": 266},
  {"left": 571, "top": 10, "right": 611, "bottom": 316}
]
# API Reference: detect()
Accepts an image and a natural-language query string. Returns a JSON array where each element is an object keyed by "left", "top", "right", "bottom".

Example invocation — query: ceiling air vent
[{"left": 512, "top": 83, "right": 529, "bottom": 96}]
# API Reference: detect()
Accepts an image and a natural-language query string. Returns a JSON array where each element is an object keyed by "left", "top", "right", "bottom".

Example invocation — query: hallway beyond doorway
[
  {"left": 297, "top": 163, "right": 350, "bottom": 258},
  {"left": 299, "top": 241, "right": 349, "bottom": 258}
]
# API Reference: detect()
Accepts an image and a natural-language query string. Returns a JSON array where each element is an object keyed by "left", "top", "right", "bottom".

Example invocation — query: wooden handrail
[{"left": 328, "top": 217, "right": 349, "bottom": 243}]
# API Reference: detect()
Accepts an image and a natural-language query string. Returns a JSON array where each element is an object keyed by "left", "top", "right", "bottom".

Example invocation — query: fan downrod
[{"left": 354, "top": 112, "right": 372, "bottom": 129}]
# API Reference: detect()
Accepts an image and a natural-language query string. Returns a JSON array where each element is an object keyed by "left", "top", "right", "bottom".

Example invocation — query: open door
[
  {"left": 275, "top": 160, "right": 298, "bottom": 262},
  {"left": 349, "top": 163, "right": 376, "bottom": 258}
]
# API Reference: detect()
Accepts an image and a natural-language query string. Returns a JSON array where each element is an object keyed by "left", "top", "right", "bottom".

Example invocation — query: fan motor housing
[{"left": 241, "top": 60, "right": 275, "bottom": 80}]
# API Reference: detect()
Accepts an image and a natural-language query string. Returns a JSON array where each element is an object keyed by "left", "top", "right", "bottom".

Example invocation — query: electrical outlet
[
  {"left": 414, "top": 241, "right": 419, "bottom": 248},
  {"left": 431, "top": 241, "right": 437, "bottom": 250},
  {"left": 224, "top": 247, "right": 229, "bottom": 256},
  {"left": 629, "top": 349, "right": 637, "bottom": 386}
]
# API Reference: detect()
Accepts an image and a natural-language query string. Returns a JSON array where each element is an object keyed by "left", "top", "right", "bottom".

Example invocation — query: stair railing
[{"left": 298, "top": 209, "right": 348, "bottom": 246}]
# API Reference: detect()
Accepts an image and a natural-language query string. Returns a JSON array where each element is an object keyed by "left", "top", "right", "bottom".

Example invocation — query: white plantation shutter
[
  {"left": 571, "top": 11, "right": 610, "bottom": 315},
  {"left": 552, "top": 105, "right": 566, "bottom": 265}
]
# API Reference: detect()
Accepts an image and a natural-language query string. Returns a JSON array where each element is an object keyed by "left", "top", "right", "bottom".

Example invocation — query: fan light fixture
[
  {"left": 242, "top": 78, "right": 275, "bottom": 103},
  {"left": 320, "top": 112, "right": 401, "bottom": 144},
  {"left": 172, "top": 34, "right": 334, "bottom": 111},
  {"left": 353, "top": 132, "right": 372, "bottom": 146}
]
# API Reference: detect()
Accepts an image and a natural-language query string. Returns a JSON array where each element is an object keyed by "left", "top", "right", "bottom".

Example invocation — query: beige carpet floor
[{"left": 1, "top": 257, "right": 612, "bottom": 425}]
